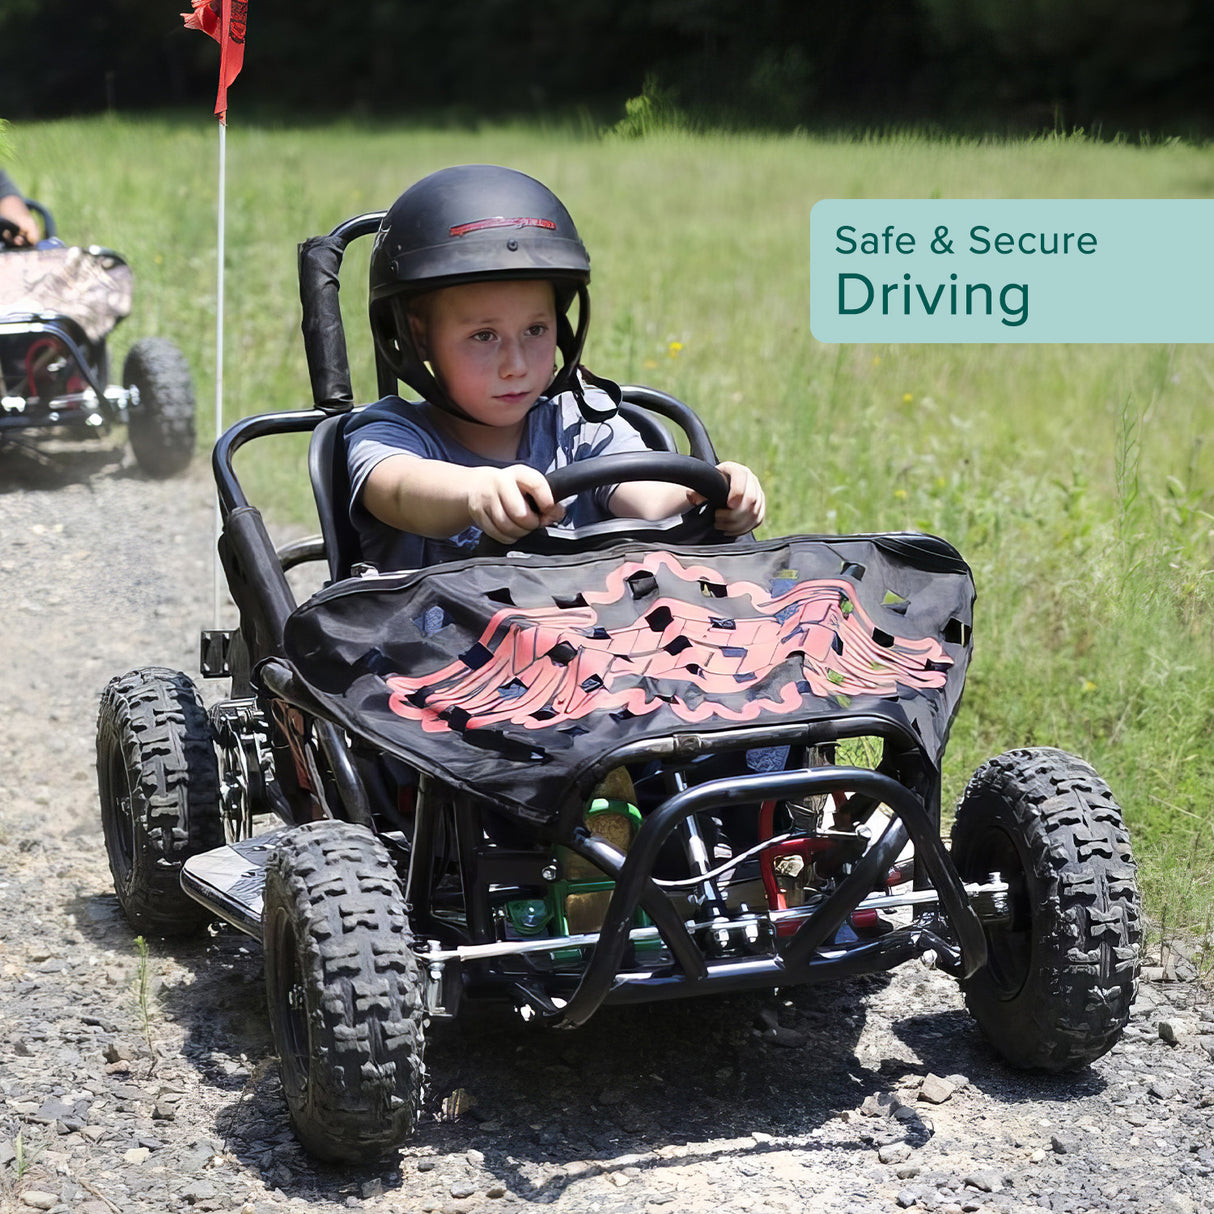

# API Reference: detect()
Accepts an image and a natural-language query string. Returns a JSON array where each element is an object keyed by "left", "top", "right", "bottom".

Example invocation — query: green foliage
[
  {"left": 15, "top": 115, "right": 1214, "bottom": 946},
  {"left": 2, "top": 0, "right": 1212, "bottom": 133},
  {"left": 608, "top": 76, "right": 691, "bottom": 140}
]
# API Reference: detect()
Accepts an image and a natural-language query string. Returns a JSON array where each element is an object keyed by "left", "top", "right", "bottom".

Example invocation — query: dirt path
[{"left": 1, "top": 437, "right": 1212, "bottom": 1214}]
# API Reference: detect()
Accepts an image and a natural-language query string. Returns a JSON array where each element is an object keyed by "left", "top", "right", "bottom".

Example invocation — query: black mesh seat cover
[{"left": 281, "top": 534, "right": 975, "bottom": 825}]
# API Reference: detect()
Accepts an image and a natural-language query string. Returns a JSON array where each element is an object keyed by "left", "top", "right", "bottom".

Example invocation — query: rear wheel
[
  {"left": 263, "top": 820, "right": 426, "bottom": 1163},
  {"left": 950, "top": 747, "right": 1140, "bottom": 1070},
  {"left": 96, "top": 667, "right": 223, "bottom": 935},
  {"left": 124, "top": 337, "right": 196, "bottom": 477}
]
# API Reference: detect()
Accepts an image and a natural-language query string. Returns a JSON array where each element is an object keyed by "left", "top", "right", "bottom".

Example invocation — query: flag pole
[
  {"left": 183, "top": 0, "right": 245, "bottom": 628},
  {"left": 212, "top": 115, "right": 226, "bottom": 628}
]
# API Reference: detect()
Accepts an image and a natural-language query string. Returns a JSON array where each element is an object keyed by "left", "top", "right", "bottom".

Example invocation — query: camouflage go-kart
[
  {"left": 95, "top": 210, "right": 1142, "bottom": 1164},
  {"left": 0, "top": 199, "right": 196, "bottom": 476}
]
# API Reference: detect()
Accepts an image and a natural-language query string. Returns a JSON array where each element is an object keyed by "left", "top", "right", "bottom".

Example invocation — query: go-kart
[
  {"left": 0, "top": 199, "right": 196, "bottom": 476},
  {"left": 95, "top": 209, "right": 1142, "bottom": 1164}
]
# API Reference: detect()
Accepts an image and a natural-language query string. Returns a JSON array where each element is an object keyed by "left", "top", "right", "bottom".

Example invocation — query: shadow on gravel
[
  {"left": 0, "top": 436, "right": 133, "bottom": 490},
  {"left": 198, "top": 975, "right": 910, "bottom": 1201},
  {"left": 68, "top": 891, "right": 984, "bottom": 1204},
  {"left": 70, "top": 894, "right": 275, "bottom": 1099},
  {"left": 890, "top": 1008, "right": 1109, "bottom": 1103}
]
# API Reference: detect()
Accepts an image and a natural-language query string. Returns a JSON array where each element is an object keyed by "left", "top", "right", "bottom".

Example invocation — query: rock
[
  {"left": 879, "top": 1142, "right": 912, "bottom": 1164},
  {"left": 962, "top": 1171, "right": 1002, "bottom": 1192},
  {"left": 919, "top": 1074, "right": 955, "bottom": 1104},
  {"left": 448, "top": 1182, "right": 476, "bottom": 1199},
  {"left": 18, "top": 1193, "right": 59, "bottom": 1211}
]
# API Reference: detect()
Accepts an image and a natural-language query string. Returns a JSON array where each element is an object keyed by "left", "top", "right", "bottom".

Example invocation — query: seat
[{"left": 308, "top": 409, "right": 366, "bottom": 583}]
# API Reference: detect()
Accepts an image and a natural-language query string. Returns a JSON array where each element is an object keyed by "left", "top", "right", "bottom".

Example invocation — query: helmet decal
[{"left": 449, "top": 217, "right": 559, "bottom": 237}]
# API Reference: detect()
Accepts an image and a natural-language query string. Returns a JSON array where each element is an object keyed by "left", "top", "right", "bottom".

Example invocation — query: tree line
[{"left": 2, "top": 0, "right": 1211, "bottom": 135}]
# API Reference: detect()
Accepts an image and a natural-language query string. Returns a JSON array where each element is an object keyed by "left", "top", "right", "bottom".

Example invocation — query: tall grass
[{"left": 8, "top": 114, "right": 1213, "bottom": 950}]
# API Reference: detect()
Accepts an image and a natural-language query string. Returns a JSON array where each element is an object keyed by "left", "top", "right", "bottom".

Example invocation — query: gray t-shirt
[{"left": 346, "top": 388, "right": 649, "bottom": 570}]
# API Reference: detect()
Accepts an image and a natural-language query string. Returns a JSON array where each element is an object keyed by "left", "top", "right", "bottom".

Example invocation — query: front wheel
[
  {"left": 124, "top": 337, "right": 196, "bottom": 477},
  {"left": 950, "top": 747, "right": 1141, "bottom": 1071},
  {"left": 263, "top": 821, "right": 426, "bottom": 1163},
  {"left": 96, "top": 667, "right": 223, "bottom": 935}
]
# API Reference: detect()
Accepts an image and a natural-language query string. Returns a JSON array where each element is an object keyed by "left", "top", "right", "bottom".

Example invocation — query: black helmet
[{"left": 369, "top": 165, "right": 592, "bottom": 419}]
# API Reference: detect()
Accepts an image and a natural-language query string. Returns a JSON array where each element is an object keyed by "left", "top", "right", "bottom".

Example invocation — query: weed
[{"left": 135, "top": 935, "right": 156, "bottom": 1066}]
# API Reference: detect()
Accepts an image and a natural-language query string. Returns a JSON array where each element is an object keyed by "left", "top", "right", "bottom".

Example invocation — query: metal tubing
[
  {"left": 571, "top": 831, "right": 707, "bottom": 980},
  {"left": 552, "top": 766, "right": 985, "bottom": 1028},
  {"left": 0, "top": 316, "right": 108, "bottom": 400},
  {"left": 566, "top": 713, "right": 920, "bottom": 835},
  {"left": 598, "top": 928, "right": 960, "bottom": 1007},
  {"left": 212, "top": 408, "right": 321, "bottom": 516}
]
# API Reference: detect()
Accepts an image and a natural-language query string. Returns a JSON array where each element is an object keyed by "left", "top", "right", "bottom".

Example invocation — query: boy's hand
[
  {"left": 0, "top": 196, "right": 40, "bottom": 247},
  {"left": 466, "top": 464, "right": 566, "bottom": 543},
  {"left": 709, "top": 461, "right": 765, "bottom": 535}
]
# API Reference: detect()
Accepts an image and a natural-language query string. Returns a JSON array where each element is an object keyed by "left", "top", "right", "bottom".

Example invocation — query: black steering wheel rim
[
  {"left": 477, "top": 451, "right": 732, "bottom": 556},
  {"left": 545, "top": 452, "right": 728, "bottom": 508}
]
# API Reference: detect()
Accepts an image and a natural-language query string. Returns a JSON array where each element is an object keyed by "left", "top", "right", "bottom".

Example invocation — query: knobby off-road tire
[
  {"left": 96, "top": 667, "right": 223, "bottom": 935},
  {"left": 263, "top": 821, "right": 426, "bottom": 1164},
  {"left": 124, "top": 337, "right": 196, "bottom": 478},
  {"left": 950, "top": 747, "right": 1141, "bottom": 1071}
]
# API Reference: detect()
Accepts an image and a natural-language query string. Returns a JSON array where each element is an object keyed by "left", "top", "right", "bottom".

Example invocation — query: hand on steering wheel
[
  {"left": 0, "top": 217, "right": 25, "bottom": 247},
  {"left": 476, "top": 452, "right": 732, "bottom": 556}
]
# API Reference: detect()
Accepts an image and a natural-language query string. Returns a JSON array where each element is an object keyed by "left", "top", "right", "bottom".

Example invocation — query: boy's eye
[
  {"left": 470, "top": 329, "right": 496, "bottom": 342},
  {"left": 526, "top": 323, "right": 549, "bottom": 337}
]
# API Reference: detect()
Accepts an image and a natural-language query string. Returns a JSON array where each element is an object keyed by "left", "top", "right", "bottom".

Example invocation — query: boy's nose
[{"left": 500, "top": 338, "right": 527, "bottom": 375}]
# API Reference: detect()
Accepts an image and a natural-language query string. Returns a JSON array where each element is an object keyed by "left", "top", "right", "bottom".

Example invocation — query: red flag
[{"left": 182, "top": 0, "right": 247, "bottom": 122}]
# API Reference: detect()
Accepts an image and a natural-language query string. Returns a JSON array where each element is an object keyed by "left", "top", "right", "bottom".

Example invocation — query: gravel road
[{"left": 2, "top": 435, "right": 1213, "bottom": 1214}]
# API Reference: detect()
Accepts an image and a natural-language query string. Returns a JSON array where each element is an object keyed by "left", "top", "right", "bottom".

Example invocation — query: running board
[{"left": 180, "top": 830, "right": 296, "bottom": 939}]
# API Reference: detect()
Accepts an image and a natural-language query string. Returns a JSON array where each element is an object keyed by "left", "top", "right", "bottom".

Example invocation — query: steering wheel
[{"left": 476, "top": 451, "right": 733, "bottom": 557}]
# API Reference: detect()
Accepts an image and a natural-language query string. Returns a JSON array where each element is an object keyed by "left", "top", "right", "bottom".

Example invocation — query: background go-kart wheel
[
  {"left": 96, "top": 667, "right": 223, "bottom": 935},
  {"left": 124, "top": 337, "right": 196, "bottom": 478},
  {"left": 263, "top": 821, "right": 426, "bottom": 1163},
  {"left": 950, "top": 747, "right": 1141, "bottom": 1070}
]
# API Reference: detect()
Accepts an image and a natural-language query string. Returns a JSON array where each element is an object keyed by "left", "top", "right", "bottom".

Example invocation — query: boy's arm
[
  {"left": 363, "top": 453, "right": 565, "bottom": 544},
  {"left": 607, "top": 460, "right": 765, "bottom": 536}
]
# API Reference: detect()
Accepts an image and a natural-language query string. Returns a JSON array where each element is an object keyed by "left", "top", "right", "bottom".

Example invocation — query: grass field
[{"left": 7, "top": 114, "right": 1213, "bottom": 958}]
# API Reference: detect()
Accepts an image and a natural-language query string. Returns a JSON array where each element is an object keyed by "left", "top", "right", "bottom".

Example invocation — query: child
[{"left": 348, "top": 164, "right": 764, "bottom": 570}]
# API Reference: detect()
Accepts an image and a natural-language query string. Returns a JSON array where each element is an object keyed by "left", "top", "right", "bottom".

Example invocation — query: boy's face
[{"left": 411, "top": 279, "right": 558, "bottom": 427}]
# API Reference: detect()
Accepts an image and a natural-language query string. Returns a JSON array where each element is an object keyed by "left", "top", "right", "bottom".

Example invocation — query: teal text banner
[{"left": 809, "top": 200, "right": 1214, "bottom": 343}]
